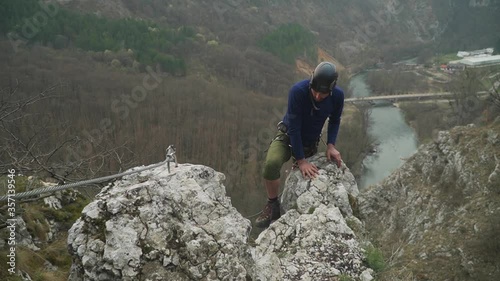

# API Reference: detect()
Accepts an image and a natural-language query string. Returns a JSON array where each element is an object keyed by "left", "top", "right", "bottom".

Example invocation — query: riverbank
[
  {"left": 397, "top": 101, "right": 455, "bottom": 143},
  {"left": 349, "top": 73, "right": 418, "bottom": 189}
]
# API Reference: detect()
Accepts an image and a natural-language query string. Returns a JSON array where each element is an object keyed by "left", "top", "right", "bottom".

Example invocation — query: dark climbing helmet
[{"left": 310, "top": 62, "right": 338, "bottom": 93}]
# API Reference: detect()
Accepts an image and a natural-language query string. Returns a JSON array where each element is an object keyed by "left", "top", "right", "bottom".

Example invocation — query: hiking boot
[{"left": 255, "top": 200, "right": 281, "bottom": 228}]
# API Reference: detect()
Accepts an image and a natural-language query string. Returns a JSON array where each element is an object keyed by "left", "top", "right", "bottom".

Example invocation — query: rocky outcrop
[
  {"left": 359, "top": 123, "right": 500, "bottom": 280},
  {"left": 281, "top": 155, "right": 359, "bottom": 216},
  {"left": 68, "top": 164, "right": 253, "bottom": 280},
  {"left": 0, "top": 187, "right": 81, "bottom": 252},
  {"left": 255, "top": 155, "right": 372, "bottom": 281},
  {"left": 68, "top": 155, "right": 374, "bottom": 280},
  {"left": 12, "top": 216, "right": 40, "bottom": 251}
]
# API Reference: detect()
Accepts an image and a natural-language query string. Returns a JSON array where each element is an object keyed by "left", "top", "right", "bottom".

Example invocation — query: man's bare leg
[{"left": 264, "top": 179, "right": 280, "bottom": 199}]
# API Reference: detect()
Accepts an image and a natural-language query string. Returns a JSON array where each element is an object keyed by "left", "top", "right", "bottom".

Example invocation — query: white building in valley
[
  {"left": 458, "top": 55, "right": 500, "bottom": 67},
  {"left": 457, "top": 48, "right": 494, "bottom": 58}
]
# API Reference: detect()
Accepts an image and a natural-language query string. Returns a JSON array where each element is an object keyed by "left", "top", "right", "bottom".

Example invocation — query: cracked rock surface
[
  {"left": 254, "top": 154, "right": 373, "bottom": 281},
  {"left": 68, "top": 155, "right": 373, "bottom": 280},
  {"left": 67, "top": 163, "right": 253, "bottom": 281}
]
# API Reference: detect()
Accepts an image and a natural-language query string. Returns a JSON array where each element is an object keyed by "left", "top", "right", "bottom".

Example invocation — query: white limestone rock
[
  {"left": 68, "top": 163, "right": 253, "bottom": 281},
  {"left": 254, "top": 154, "right": 371, "bottom": 281},
  {"left": 68, "top": 155, "right": 374, "bottom": 281},
  {"left": 15, "top": 216, "right": 40, "bottom": 251},
  {"left": 281, "top": 154, "right": 359, "bottom": 217}
]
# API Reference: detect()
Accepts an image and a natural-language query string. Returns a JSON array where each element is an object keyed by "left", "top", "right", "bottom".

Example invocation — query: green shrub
[
  {"left": 258, "top": 23, "right": 317, "bottom": 64},
  {"left": 365, "top": 245, "right": 386, "bottom": 272},
  {"left": 338, "top": 274, "right": 353, "bottom": 281}
]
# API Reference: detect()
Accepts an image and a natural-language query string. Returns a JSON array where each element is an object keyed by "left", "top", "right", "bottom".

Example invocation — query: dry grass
[
  {"left": 17, "top": 246, "right": 69, "bottom": 281},
  {"left": 40, "top": 233, "right": 72, "bottom": 270},
  {"left": 22, "top": 205, "right": 50, "bottom": 242}
]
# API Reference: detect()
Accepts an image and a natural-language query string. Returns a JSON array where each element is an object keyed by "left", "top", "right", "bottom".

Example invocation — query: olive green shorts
[
  {"left": 262, "top": 132, "right": 292, "bottom": 181},
  {"left": 262, "top": 132, "right": 320, "bottom": 180}
]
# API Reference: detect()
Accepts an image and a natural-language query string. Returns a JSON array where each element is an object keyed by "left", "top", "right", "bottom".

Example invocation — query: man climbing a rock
[{"left": 255, "top": 61, "right": 345, "bottom": 228}]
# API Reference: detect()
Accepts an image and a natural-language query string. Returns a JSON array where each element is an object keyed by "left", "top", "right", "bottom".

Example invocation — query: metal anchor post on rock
[{"left": 166, "top": 145, "right": 178, "bottom": 173}]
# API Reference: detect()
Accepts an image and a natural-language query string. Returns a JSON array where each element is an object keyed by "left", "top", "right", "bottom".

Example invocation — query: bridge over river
[{"left": 345, "top": 91, "right": 489, "bottom": 103}]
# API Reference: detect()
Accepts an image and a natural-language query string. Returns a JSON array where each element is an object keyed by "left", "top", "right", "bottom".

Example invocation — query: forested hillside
[
  {"left": 2, "top": 0, "right": 192, "bottom": 75},
  {"left": 432, "top": 0, "right": 500, "bottom": 52},
  {"left": 52, "top": 0, "right": 500, "bottom": 69}
]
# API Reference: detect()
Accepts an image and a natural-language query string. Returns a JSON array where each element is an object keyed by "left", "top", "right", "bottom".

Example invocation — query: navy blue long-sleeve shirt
[{"left": 282, "top": 79, "right": 344, "bottom": 160}]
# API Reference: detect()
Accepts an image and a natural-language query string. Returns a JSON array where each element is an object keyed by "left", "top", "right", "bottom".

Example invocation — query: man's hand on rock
[
  {"left": 326, "top": 144, "right": 342, "bottom": 168},
  {"left": 297, "top": 159, "right": 319, "bottom": 179}
]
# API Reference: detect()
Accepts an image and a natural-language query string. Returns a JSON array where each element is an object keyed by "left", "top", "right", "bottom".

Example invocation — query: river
[{"left": 348, "top": 73, "right": 418, "bottom": 189}]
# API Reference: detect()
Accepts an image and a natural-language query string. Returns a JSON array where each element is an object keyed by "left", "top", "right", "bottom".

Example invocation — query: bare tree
[
  {"left": 0, "top": 81, "right": 135, "bottom": 187},
  {"left": 448, "top": 69, "right": 484, "bottom": 125},
  {"left": 0, "top": 80, "right": 55, "bottom": 123}
]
